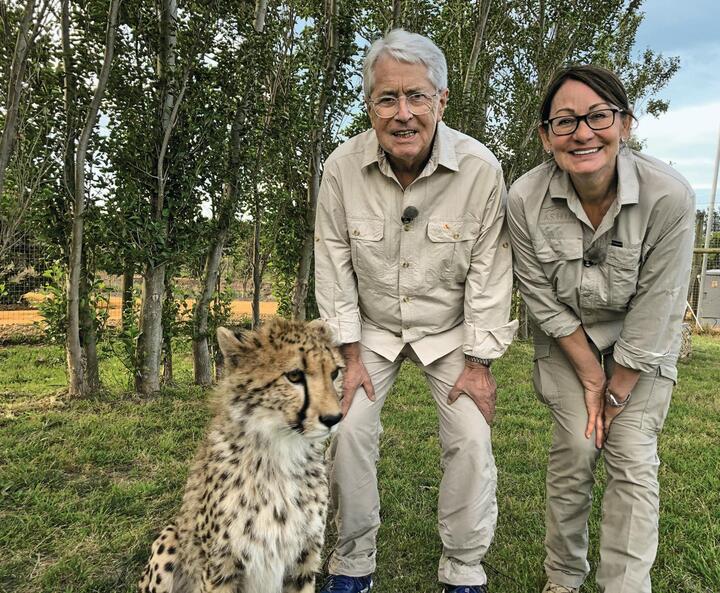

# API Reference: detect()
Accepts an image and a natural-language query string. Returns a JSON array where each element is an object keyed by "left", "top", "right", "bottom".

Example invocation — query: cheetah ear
[{"left": 217, "top": 327, "right": 247, "bottom": 366}]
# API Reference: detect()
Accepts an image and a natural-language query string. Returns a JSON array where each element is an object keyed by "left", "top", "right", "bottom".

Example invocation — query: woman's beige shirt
[{"left": 507, "top": 147, "right": 695, "bottom": 380}]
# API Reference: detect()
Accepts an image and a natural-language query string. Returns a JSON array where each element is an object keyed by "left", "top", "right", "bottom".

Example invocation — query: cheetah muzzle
[{"left": 139, "top": 318, "right": 343, "bottom": 593}]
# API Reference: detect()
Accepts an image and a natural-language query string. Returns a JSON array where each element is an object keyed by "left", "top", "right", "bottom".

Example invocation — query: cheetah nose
[{"left": 320, "top": 413, "right": 343, "bottom": 428}]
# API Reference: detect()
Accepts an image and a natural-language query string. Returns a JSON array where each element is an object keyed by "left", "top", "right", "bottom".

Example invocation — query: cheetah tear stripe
[{"left": 138, "top": 318, "right": 343, "bottom": 593}]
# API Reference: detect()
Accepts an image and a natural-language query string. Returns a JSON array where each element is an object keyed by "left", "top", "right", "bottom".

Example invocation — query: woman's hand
[
  {"left": 557, "top": 327, "right": 607, "bottom": 448},
  {"left": 603, "top": 363, "right": 641, "bottom": 439}
]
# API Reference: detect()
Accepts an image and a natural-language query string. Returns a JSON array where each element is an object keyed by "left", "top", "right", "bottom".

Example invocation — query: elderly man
[{"left": 314, "top": 29, "right": 517, "bottom": 593}]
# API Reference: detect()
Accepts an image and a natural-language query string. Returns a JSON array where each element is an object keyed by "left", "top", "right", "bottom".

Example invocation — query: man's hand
[
  {"left": 583, "top": 385, "right": 605, "bottom": 449},
  {"left": 447, "top": 361, "right": 497, "bottom": 426},
  {"left": 339, "top": 342, "right": 375, "bottom": 416}
]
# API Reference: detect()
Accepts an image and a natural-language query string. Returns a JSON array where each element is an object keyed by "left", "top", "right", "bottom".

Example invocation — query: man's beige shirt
[
  {"left": 507, "top": 147, "right": 695, "bottom": 380},
  {"left": 314, "top": 122, "right": 517, "bottom": 365}
]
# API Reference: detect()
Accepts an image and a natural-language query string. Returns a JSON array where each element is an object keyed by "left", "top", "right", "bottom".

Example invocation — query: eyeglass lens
[{"left": 551, "top": 109, "right": 617, "bottom": 135}]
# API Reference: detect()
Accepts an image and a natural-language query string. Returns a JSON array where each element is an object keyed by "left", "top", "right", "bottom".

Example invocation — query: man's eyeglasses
[
  {"left": 368, "top": 92, "right": 439, "bottom": 118},
  {"left": 543, "top": 108, "right": 624, "bottom": 136}
]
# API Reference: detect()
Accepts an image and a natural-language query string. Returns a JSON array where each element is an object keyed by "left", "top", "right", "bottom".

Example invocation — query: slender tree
[
  {"left": 291, "top": 0, "right": 340, "bottom": 320},
  {"left": 0, "top": 0, "right": 47, "bottom": 201},
  {"left": 64, "top": 0, "right": 121, "bottom": 397}
]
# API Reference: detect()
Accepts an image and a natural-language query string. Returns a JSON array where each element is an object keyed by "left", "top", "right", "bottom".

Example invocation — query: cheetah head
[{"left": 216, "top": 318, "right": 343, "bottom": 439}]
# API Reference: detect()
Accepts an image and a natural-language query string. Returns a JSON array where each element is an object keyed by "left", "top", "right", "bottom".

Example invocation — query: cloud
[{"left": 639, "top": 101, "right": 720, "bottom": 143}]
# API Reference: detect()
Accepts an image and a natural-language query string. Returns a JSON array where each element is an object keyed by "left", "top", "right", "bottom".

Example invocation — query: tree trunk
[
  {"left": 193, "top": 226, "right": 226, "bottom": 384},
  {"left": 460, "top": 0, "right": 492, "bottom": 130},
  {"left": 391, "top": 0, "right": 401, "bottom": 29},
  {"left": 252, "top": 199, "right": 262, "bottom": 328},
  {"left": 136, "top": 0, "right": 177, "bottom": 394},
  {"left": 162, "top": 279, "right": 173, "bottom": 386},
  {"left": 291, "top": 0, "right": 339, "bottom": 320},
  {"left": 65, "top": 0, "right": 120, "bottom": 397},
  {"left": 0, "top": 0, "right": 37, "bottom": 200},
  {"left": 79, "top": 267, "right": 100, "bottom": 391},
  {"left": 192, "top": 98, "right": 247, "bottom": 385},
  {"left": 135, "top": 263, "right": 165, "bottom": 393},
  {"left": 121, "top": 267, "right": 134, "bottom": 330},
  {"left": 253, "top": 0, "right": 268, "bottom": 32}
]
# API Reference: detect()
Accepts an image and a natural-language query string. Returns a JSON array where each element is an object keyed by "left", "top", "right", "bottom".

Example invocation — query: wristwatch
[
  {"left": 605, "top": 388, "right": 631, "bottom": 408},
  {"left": 465, "top": 355, "right": 492, "bottom": 367}
]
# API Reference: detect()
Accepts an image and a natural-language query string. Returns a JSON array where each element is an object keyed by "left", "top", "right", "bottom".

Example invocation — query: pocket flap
[
  {"left": 533, "top": 236, "right": 583, "bottom": 263},
  {"left": 348, "top": 218, "right": 384, "bottom": 241},
  {"left": 427, "top": 220, "right": 480, "bottom": 242},
  {"left": 533, "top": 343, "right": 551, "bottom": 360},
  {"left": 606, "top": 244, "right": 641, "bottom": 270}
]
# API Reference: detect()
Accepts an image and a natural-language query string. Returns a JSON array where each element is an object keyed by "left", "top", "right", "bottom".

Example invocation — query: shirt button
[
  {"left": 352, "top": 229, "right": 360, "bottom": 236},
  {"left": 403, "top": 324, "right": 410, "bottom": 330},
  {"left": 402, "top": 261, "right": 410, "bottom": 268},
  {"left": 403, "top": 224, "right": 410, "bottom": 231},
  {"left": 453, "top": 233, "right": 460, "bottom": 239},
  {"left": 402, "top": 296, "right": 410, "bottom": 303}
]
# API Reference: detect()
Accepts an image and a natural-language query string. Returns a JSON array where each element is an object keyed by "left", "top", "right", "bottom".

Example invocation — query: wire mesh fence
[{"left": 1, "top": 210, "right": 719, "bottom": 342}]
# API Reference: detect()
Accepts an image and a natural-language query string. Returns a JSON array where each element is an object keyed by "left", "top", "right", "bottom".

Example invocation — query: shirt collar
[
  {"left": 616, "top": 146, "right": 639, "bottom": 205},
  {"left": 360, "top": 121, "right": 460, "bottom": 174}
]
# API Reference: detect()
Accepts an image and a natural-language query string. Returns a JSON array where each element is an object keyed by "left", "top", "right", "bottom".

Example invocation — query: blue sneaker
[
  {"left": 319, "top": 574, "right": 373, "bottom": 593},
  {"left": 443, "top": 586, "right": 488, "bottom": 593}
]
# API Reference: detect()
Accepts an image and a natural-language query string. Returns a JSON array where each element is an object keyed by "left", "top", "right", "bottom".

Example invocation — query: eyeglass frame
[
  {"left": 367, "top": 91, "right": 441, "bottom": 119},
  {"left": 542, "top": 107, "right": 625, "bottom": 136}
]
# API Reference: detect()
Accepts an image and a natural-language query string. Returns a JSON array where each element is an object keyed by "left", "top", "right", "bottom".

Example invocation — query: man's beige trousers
[
  {"left": 533, "top": 338, "right": 674, "bottom": 593},
  {"left": 326, "top": 344, "right": 497, "bottom": 586}
]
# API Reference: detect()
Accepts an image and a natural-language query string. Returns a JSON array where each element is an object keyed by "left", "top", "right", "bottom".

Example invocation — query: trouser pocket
[
  {"left": 639, "top": 369, "right": 674, "bottom": 433},
  {"left": 532, "top": 343, "right": 555, "bottom": 406}
]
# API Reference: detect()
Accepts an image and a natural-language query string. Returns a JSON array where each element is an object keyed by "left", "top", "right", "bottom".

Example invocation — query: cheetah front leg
[
  {"left": 283, "top": 544, "right": 321, "bottom": 593},
  {"left": 138, "top": 525, "right": 180, "bottom": 593},
  {"left": 200, "top": 558, "right": 243, "bottom": 593}
]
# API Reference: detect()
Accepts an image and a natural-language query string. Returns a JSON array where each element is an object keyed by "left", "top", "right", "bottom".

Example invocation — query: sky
[{"left": 633, "top": 0, "right": 720, "bottom": 210}]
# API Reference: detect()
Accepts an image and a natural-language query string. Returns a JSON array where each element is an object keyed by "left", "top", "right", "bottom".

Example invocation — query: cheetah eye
[
  {"left": 330, "top": 368, "right": 339, "bottom": 381},
  {"left": 285, "top": 369, "right": 305, "bottom": 384}
]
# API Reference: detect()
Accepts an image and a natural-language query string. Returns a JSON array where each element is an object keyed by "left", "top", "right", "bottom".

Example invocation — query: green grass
[{"left": 1, "top": 337, "right": 718, "bottom": 593}]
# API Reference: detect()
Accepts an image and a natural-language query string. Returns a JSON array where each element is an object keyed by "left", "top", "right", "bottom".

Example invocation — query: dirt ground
[{"left": 0, "top": 294, "right": 278, "bottom": 326}]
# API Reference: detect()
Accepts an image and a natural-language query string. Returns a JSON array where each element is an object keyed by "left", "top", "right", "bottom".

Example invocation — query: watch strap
[
  {"left": 605, "top": 388, "right": 631, "bottom": 408},
  {"left": 465, "top": 355, "right": 492, "bottom": 367}
]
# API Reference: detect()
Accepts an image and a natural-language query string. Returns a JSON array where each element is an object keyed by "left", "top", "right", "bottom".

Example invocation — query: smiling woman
[{"left": 507, "top": 64, "right": 696, "bottom": 593}]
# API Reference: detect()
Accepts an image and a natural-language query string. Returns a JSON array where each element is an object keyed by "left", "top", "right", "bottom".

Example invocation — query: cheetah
[{"left": 139, "top": 318, "right": 343, "bottom": 593}]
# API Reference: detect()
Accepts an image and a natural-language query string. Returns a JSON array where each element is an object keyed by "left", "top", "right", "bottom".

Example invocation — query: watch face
[{"left": 606, "top": 391, "right": 629, "bottom": 407}]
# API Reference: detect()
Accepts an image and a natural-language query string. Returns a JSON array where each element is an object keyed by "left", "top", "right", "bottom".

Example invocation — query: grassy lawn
[{"left": 1, "top": 336, "right": 718, "bottom": 593}]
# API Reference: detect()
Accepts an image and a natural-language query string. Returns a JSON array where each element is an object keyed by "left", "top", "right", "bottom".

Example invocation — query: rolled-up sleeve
[
  {"left": 463, "top": 168, "right": 519, "bottom": 358},
  {"left": 613, "top": 190, "right": 695, "bottom": 372},
  {"left": 314, "top": 159, "right": 362, "bottom": 345},
  {"left": 506, "top": 185, "right": 581, "bottom": 338}
]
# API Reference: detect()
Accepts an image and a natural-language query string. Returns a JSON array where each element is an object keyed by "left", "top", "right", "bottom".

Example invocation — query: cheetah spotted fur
[{"left": 138, "top": 318, "right": 343, "bottom": 593}]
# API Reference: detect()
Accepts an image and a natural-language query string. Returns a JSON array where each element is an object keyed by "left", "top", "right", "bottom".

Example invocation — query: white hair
[{"left": 362, "top": 29, "right": 448, "bottom": 99}]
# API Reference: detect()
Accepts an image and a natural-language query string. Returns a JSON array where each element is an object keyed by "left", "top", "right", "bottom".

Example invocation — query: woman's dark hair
[{"left": 539, "top": 65, "right": 635, "bottom": 128}]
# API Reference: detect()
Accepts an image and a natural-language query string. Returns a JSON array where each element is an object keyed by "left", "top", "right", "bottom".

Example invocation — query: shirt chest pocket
[
  {"left": 605, "top": 244, "right": 641, "bottom": 309},
  {"left": 427, "top": 219, "right": 481, "bottom": 283},
  {"left": 348, "top": 218, "right": 385, "bottom": 276},
  {"left": 532, "top": 236, "right": 582, "bottom": 304}
]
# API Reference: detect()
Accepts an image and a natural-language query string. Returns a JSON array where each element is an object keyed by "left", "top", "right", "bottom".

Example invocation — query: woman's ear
[{"left": 539, "top": 124, "right": 552, "bottom": 154}]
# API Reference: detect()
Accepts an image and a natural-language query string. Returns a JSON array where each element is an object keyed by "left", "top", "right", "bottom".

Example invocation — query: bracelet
[
  {"left": 465, "top": 355, "right": 492, "bottom": 367},
  {"left": 605, "top": 388, "right": 631, "bottom": 408}
]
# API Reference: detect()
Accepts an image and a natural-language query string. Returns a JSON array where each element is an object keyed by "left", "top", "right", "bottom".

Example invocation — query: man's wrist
[
  {"left": 340, "top": 342, "right": 361, "bottom": 362},
  {"left": 465, "top": 354, "right": 492, "bottom": 368},
  {"left": 605, "top": 387, "right": 631, "bottom": 408}
]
